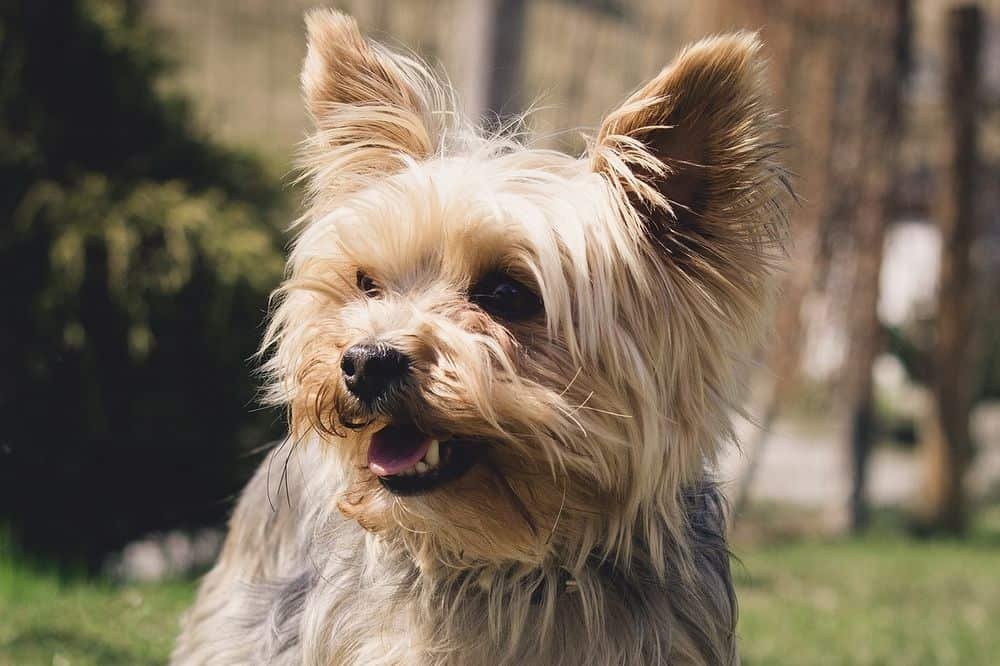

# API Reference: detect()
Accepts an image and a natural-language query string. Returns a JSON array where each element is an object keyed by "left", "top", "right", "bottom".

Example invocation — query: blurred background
[{"left": 1, "top": 0, "right": 998, "bottom": 663}]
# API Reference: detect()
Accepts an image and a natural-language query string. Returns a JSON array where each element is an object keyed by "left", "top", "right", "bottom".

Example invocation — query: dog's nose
[{"left": 340, "top": 343, "right": 410, "bottom": 403}]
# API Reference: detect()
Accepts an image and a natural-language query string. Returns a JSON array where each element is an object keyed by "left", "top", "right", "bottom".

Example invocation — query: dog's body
[{"left": 173, "top": 10, "right": 788, "bottom": 665}]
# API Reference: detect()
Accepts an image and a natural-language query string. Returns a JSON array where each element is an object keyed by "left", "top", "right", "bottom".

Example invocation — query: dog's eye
[
  {"left": 356, "top": 270, "right": 380, "bottom": 298},
  {"left": 470, "top": 271, "right": 542, "bottom": 321}
]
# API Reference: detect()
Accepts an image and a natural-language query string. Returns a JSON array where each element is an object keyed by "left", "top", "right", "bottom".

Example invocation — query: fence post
[{"left": 456, "top": 0, "right": 525, "bottom": 124}]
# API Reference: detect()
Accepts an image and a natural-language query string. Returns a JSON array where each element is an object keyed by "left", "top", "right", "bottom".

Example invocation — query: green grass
[
  {"left": 0, "top": 551, "right": 194, "bottom": 666},
  {"left": 735, "top": 537, "right": 1000, "bottom": 665},
  {"left": 2, "top": 535, "right": 999, "bottom": 665}
]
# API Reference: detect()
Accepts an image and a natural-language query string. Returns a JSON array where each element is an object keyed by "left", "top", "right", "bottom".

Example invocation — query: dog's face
[{"left": 265, "top": 11, "right": 787, "bottom": 568}]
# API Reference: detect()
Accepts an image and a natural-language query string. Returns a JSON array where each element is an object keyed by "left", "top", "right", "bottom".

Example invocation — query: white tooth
[
  {"left": 415, "top": 461, "right": 429, "bottom": 474},
  {"left": 403, "top": 467, "right": 416, "bottom": 476},
  {"left": 425, "top": 441, "right": 440, "bottom": 467}
]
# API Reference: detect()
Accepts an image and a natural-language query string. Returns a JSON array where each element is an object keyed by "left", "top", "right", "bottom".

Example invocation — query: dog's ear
[
  {"left": 592, "top": 33, "right": 787, "bottom": 277},
  {"left": 300, "top": 10, "right": 437, "bottom": 185}
]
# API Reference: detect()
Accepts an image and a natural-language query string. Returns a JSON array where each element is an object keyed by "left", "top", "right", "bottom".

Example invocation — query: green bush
[{"left": 0, "top": 0, "right": 288, "bottom": 567}]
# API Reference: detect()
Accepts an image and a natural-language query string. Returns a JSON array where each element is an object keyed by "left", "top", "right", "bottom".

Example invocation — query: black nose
[{"left": 340, "top": 343, "right": 410, "bottom": 403}]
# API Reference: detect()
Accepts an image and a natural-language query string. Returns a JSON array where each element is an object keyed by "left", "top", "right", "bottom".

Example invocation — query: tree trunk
[
  {"left": 729, "top": 0, "right": 844, "bottom": 518},
  {"left": 919, "top": 5, "right": 983, "bottom": 535},
  {"left": 729, "top": 1, "right": 912, "bottom": 528},
  {"left": 838, "top": 0, "right": 911, "bottom": 533}
]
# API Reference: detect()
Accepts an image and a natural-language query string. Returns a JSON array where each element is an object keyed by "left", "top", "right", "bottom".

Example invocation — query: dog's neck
[{"left": 344, "top": 481, "right": 737, "bottom": 665}]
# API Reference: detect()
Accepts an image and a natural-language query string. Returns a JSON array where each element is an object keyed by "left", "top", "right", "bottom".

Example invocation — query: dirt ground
[{"left": 719, "top": 402, "right": 1000, "bottom": 521}]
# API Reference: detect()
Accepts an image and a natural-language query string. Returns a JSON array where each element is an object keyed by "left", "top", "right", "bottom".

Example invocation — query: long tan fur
[{"left": 173, "top": 10, "right": 790, "bottom": 665}]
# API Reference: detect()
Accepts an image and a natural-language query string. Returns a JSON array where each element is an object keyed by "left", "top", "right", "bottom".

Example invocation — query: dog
[{"left": 172, "top": 9, "right": 788, "bottom": 665}]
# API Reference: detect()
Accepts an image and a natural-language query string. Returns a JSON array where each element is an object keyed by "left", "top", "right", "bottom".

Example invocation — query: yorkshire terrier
[{"left": 173, "top": 9, "right": 788, "bottom": 665}]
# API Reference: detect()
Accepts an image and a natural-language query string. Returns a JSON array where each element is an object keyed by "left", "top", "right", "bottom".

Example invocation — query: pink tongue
[{"left": 368, "top": 424, "right": 432, "bottom": 477}]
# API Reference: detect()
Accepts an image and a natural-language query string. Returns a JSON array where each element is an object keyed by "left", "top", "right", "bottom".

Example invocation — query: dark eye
[
  {"left": 356, "top": 270, "right": 380, "bottom": 298},
  {"left": 470, "top": 271, "right": 542, "bottom": 322}
]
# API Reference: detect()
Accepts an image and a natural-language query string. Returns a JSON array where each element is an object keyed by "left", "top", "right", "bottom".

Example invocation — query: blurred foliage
[{"left": 0, "top": 0, "right": 288, "bottom": 567}]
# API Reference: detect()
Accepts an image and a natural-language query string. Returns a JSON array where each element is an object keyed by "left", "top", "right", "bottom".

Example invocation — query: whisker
[
  {"left": 555, "top": 405, "right": 588, "bottom": 437},
  {"left": 576, "top": 406, "right": 633, "bottom": 419},
  {"left": 486, "top": 461, "right": 537, "bottom": 539},
  {"left": 544, "top": 477, "right": 568, "bottom": 546},
  {"left": 279, "top": 434, "right": 304, "bottom": 509},
  {"left": 268, "top": 430, "right": 312, "bottom": 513},
  {"left": 557, "top": 367, "right": 583, "bottom": 398},
  {"left": 567, "top": 391, "right": 595, "bottom": 416},
  {"left": 265, "top": 437, "right": 291, "bottom": 512}
]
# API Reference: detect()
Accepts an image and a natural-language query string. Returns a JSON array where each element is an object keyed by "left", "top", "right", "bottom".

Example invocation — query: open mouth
[{"left": 367, "top": 423, "right": 479, "bottom": 495}]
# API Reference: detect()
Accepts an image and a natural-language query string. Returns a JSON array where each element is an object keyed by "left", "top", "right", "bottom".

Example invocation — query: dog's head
[{"left": 264, "top": 10, "right": 787, "bottom": 570}]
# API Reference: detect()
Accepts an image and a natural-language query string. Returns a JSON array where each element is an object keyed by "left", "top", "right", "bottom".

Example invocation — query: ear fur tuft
[
  {"left": 297, "top": 10, "right": 464, "bottom": 208},
  {"left": 592, "top": 32, "right": 790, "bottom": 281},
  {"left": 302, "top": 10, "right": 425, "bottom": 134}
]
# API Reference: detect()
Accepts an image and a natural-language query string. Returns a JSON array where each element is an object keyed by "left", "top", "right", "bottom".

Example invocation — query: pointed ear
[
  {"left": 300, "top": 10, "right": 438, "bottom": 186},
  {"left": 592, "top": 33, "right": 788, "bottom": 273}
]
